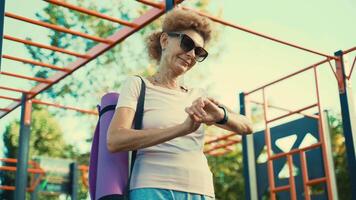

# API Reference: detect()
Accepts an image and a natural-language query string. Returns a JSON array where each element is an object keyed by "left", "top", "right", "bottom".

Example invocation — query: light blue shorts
[{"left": 129, "top": 188, "right": 215, "bottom": 200}]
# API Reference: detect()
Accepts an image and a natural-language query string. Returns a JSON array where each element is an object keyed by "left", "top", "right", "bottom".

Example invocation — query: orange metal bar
[
  {"left": 137, "top": 0, "right": 164, "bottom": 9},
  {"left": 78, "top": 165, "right": 89, "bottom": 188},
  {"left": 205, "top": 132, "right": 240, "bottom": 145},
  {"left": 327, "top": 60, "right": 338, "bottom": 80},
  {"left": 31, "top": 99, "right": 98, "bottom": 115},
  {"left": 0, "top": 158, "right": 45, "bottom": 192},
  {"left": 0, "top": 95, "right": 20, "bottom": 101},
  {"left": 270, "top": 142, "right": 322, "bottom": 161},
  {"left": 0, "top": 186, "right": 15, "bottom": 191},
  {"left": 0, "top": 86, "right": 35, "bottom": 95},
  {"left": 343, "top": 46, "right": 356, "bottom": 54},
  {"left": 0, "top": 96, "right": 97, "bottom": 114},
  {"left": 28, "top": 172, "right": 45, "bottom": 192},
  {"left": 272, "top": 185, "right": 290, "bottom": 192},
  {"left": 313, "top": 66, "right": 333, "bottom": 199},
  {"left": 78, "top": 165, "right": 89, "bottom": 171},
  {"left": 0, "top": 71, "right": 53, "bottom": 84},
  {"left": 245, "top": 58, "right": 333, "bottom": 95},
  {"left": 204, "top": 140, "right": 239, "bottom": 154},
  {"left": 306, "top": 177, "right": 327, "bottom": 186},
  {"left": 3, "top": 54, "right": 71, "bottom": 72},
  {"left": 4, "top": 35, "right": 90, "bottom": 58},
  {"left": 248, "top": 100, "right": 319, "bottom": 119},
  {"left": 262, "top": 88, "right": 276, "bottom": 200},
  {"left": 5, "top": 12, "right": 113, "bottom": 44},
  {"left": 347, "top": 55, "right": 356, "bottom": 80},
  {"left": 0, "top": 166, "right": 44, "bottom": 174},
  {"left": 267, "top": 103, "right": 318, "bottom": 123},
  {"left": 44, "top": 0, "right": 138, "bottom": 28},
  {"left": 207, "top": 149, "right": 233, "bottom": 156},
  {"left": 300, "top": 151, "right": 311, "bottom": 200},
  {"left": 287, "top": 155, "right": 297, "bottom": 200},
  {"left": 0, "top": 158, "right": 37, "bottom": 165},
  {"left": 182, "top": 6, "right": 335, "bottom": 59}
]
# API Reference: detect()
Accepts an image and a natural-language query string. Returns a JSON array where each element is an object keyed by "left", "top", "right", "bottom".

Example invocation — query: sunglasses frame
[{"left": 167, "top": 32, "right": 208, "bottom": 62}]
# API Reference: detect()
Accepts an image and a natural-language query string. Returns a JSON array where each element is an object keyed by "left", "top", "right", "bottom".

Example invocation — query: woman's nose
[{"left": 186, "top": 48, "right": 195, "bottom": 59}]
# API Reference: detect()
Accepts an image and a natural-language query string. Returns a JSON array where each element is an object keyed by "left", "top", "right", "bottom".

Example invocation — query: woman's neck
[{"left": 150, "top": 62, "right": 187, "bottom": 92}]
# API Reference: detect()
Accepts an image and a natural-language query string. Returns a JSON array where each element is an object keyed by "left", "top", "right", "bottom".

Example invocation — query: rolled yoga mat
[{"left": 89, "top": 92, "right": 129, "bottom": 200}]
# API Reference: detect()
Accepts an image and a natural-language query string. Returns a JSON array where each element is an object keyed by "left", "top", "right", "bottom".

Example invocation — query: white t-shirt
[{"left": 116, "top": 75, "right": 215, "bottom": 197}]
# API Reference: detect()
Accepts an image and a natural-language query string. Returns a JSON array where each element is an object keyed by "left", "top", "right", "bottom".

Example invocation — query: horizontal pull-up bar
[
  {"left": 3, "top": 54, "right": 71, "bottom": 72},
  {"left": 205, "top": 132, "right": 241, "bottom": 145},
  {"left": 245, "top": 57, "right": 333, "bottom": 95},
  {"left": 267, "top": 103, "right": 318, "bottom": 123},
  {"left": 0, "top": 71, "right": 53, "bottom": 84},
  {"left": 248, "top": 100, "right": 319, "bottom": 119},
  {"left": 45, "top": 0, "right": 138, "bottom": 28},
  {"left": 4, "top": 35, "right": 90, "bottom": 58},
  {"left": 0, "top": 95, "right": 97, "bottom": 115},
  {"left": 137, "top": 0, "right": 164, "bottom": 9},
  {"left": 5, "top": 12, "right": 114, "bottom": 44},
  {"left": 204, "top": 140, "right": 240, "bottom": 154},
  {"left": 0, "top": 86, "right": 35, "bottom": 95},
  {"left": 182, "top": 6, "right": 336, "bottom": 59},
  {"left": 31, "top": 99, "right": 98, "bottom": 115}
]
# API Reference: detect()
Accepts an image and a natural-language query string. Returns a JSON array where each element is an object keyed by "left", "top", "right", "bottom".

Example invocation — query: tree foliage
[{"left": 0, "top": 105, "right": 82, "bottom": 199}]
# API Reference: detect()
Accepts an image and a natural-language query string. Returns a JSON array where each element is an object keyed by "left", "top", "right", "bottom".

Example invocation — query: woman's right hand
[{"left": 182, "top": 114, "right": 201, "bottom": 135}]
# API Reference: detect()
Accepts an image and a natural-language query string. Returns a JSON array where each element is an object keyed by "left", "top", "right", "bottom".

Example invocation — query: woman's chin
[{"left": 174, "top": 63, "right": 188, "bottom": 73}]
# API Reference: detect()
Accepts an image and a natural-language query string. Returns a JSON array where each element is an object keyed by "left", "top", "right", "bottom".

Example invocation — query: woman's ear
[{"left": 160, "top": 32, "right": 168, "bottom": 50}]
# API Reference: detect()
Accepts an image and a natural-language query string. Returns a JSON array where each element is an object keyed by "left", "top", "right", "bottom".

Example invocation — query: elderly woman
[{"left": 107, "top": 8, "right": 253, "bottom": 200}]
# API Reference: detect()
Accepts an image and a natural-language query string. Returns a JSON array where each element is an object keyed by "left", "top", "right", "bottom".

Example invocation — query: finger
[
  {"left": 207, "top": 97, "right": 220, "bottom": 105},
  {"left": 192, "top": 114, "right": 202, "bottom": 122},
  {"left": 186, "top": 107, "right": 203, "bottom": 122},
  {"left": 193, "top": 98, "right": 205, "bottom": 108},
  {"left": 192, "top": 105, "right": 207, "bottom": 118}
]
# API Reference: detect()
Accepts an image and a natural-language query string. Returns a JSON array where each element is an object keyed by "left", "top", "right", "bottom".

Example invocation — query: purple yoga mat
[{"left": 89, "top": 92, "right": 129, "bottom": 200}]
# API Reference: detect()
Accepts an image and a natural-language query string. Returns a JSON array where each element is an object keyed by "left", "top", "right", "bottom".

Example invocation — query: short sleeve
[{"left": 116, "top": 76, "right": 141, "bottom": 111}]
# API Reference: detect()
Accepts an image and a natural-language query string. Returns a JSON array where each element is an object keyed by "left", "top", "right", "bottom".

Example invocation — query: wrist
[{"left": 179, "top": 123, "right": 191, "bottom": 136}]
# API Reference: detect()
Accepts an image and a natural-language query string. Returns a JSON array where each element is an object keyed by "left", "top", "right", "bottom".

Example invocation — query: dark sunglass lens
[
  {"left": 195, "top": 47, "right": 207, "bottom": 57},
  {"left": 181, "top": 35, "right": 195, "bottom": 52},
  {"left": 195, "top": 47, "right": 208, "bottom": 62}
]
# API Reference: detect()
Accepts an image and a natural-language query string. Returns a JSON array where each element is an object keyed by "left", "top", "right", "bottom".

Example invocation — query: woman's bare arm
[
  {"left": 107, "top": 107, "right": 200, "bottom": 152},
  {"left": 185, "top": 97, "right": 253, "bottom": 135}
]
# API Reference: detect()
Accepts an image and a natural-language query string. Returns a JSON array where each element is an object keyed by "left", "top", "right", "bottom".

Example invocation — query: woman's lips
[{"left": 179, "top": 57, "right": 190, "bottom": 66}]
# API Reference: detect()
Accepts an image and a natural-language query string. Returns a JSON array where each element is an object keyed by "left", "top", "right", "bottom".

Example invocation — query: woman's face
[{"left": 160, "top": 29, "right": 205, "bottom": 75}]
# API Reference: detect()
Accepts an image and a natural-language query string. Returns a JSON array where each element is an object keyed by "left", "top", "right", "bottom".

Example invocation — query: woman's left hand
[{"left": 185, "top": 97, "right": 224, "bottom": 125}]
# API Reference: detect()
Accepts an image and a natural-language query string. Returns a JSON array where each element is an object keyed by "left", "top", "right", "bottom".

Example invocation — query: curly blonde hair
[{"left": 146, "top": 8, "right": 212, "bottom": 62}]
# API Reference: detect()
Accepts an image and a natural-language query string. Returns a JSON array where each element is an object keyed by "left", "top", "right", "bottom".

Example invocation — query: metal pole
[
  {"left": 240, "top": 93, "right": 258, "bottom": 200},
  {"left": 0, "top": 0, "right": 5, "bottom": 70},
  {"left": 165, "top": 0, "right": 174, "bottom": 12},
  {"left": 14, "top": 93, "right": 32, "bottom": 200},
  {"left": 334, "top": 50, "right": 356, "bottom": 198},
  {"left": 70, "top": 162, "right": 78, "bottom": 200}
]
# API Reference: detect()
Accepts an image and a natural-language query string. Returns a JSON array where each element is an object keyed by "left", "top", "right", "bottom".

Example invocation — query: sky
[{"left": 1, "top": 0, "right": 356, "bottom": 156}]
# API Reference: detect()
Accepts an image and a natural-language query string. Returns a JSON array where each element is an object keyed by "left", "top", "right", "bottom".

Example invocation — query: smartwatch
[{"left": 216, "top": 105, "right": 228, "bottom": 124}]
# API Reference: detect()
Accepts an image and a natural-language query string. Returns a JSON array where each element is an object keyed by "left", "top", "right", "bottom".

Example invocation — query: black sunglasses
[{"left": 167, "top": 32, "right": 208, "bottom": 62}]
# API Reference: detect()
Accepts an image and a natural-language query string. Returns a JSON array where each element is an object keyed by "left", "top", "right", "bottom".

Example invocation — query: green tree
[
  {"left": 326, "top": 111, "right": 351, "bottom": 200},
  {"left": 207, "top": 144, "right": 245, "bottom": 200},
  {"left": 0, "top": 105, "right": 85, "bottom": 199}
]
